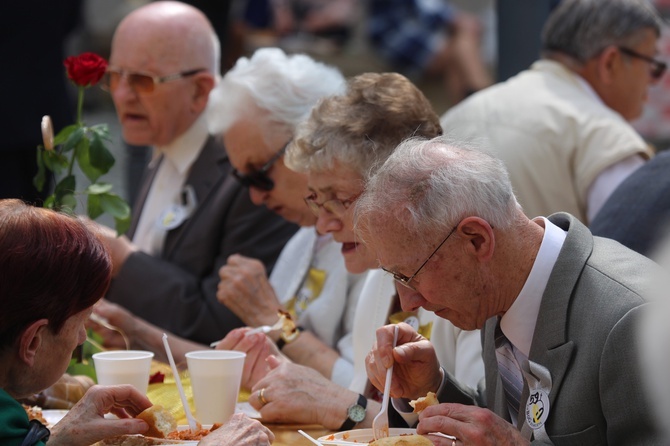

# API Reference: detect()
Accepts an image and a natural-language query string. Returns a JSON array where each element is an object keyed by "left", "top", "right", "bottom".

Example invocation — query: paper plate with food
[
  {"left": 318, "top": 428, "right": 423, "bottom": 445},
  {"left": 94, "top": 405, "right": 220, "bottom": 446}
]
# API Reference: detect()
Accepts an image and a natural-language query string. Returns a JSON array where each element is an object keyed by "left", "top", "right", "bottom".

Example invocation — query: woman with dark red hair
[{"left": 0, "top": 199, "right": 154, "bottom": 446}]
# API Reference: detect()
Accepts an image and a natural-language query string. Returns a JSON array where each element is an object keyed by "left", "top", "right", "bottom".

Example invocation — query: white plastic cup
[
  {"left": 185, "top": 350, "right": 246, "bottom": 424},
  {"left": 92, "top": 350, "right": 154, "bottom": 394}
]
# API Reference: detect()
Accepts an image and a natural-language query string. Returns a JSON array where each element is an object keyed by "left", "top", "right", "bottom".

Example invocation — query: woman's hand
[
  {"left": 249, "top": 357, "right": 357, "bottom": 429},
  {"left": 47, "top": 385, "right": 151, "bottom": 446},
  {"left": 215, "top": 328, "right": 284, "bottom": 389},
  {"left": 217, "top": 254, "right": 282, "bottom": 327},
  {"left": 198, "top": 413, "right": 274, "bottom": 446}
]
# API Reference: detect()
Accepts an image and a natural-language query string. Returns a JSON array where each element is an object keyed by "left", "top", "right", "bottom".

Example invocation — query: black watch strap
[{"left": 339, "top": 393, "right": 367, "bottom": 431}]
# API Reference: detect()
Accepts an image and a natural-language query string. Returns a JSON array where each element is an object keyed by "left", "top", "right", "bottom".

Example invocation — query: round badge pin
[
  {"left": 403, "top": 315, "right": 420, "bottom": 331},
  {"left": 525, "top": 388, "right": 550, "bottom": 430},
  {"left": 158, "top": 204, "right": 187, "bottom": 230}
]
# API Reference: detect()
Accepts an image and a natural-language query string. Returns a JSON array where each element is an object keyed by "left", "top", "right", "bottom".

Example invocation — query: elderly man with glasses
[
  {"left": 441, "top": 0, "right": 664, "bottom": 226},
  {"left": 360, "top": 135, "right": 663, "bottom": 445},
  {"left": 88, "top": 1, "right": 297, "bottom": 348}
]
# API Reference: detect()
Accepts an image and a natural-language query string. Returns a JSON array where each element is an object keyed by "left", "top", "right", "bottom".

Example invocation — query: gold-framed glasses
[
  {"left": 101, "top": 67, "right": 207, "bottom": 94},
  {"left": 303, "top": 192, "right": 360, "bottom": 217}
]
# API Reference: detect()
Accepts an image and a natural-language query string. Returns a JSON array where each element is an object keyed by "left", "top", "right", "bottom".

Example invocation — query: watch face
[{"left": 348, "top": 404, "right": 366, "bottom": 423}]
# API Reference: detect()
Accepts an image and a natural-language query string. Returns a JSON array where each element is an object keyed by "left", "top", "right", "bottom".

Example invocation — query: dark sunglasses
[
  {"left": 101, "top": 67, "right": 206, "bottom": 94},
  {"left": 232, "top": 143, "right": 289, "bottom": 191},
  {"left": 618, "top": 46, "right": 667, "bottom": 80}
]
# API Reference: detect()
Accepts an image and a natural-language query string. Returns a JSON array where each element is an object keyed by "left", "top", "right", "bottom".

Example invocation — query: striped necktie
[{"left": 495, "top": 323, "right": 525, "bottom": 424}]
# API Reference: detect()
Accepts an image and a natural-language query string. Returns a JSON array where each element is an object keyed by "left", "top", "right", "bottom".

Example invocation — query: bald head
[{"left": 112, "top": 1, "right": 219, "bottom": 74}]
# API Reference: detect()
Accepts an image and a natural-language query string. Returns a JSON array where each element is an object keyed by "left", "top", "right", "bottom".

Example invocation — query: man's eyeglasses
[
  {"left": 232, "top": 143, "right": 288, "bottom": 191},
  {"left": 618, "top": 46, "right": 667, "bottom": 80},
  {"left": 382, "top": 224, "right": 458, "bottom": 291},
  {"left": 101, "top": 67, "right": 207, "bottom": 94},
  {"left": 303, "top": 192, "right": 360, "bottom": 217}
]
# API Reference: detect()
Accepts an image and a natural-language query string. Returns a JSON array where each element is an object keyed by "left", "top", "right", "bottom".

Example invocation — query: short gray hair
[
  {"left": 207, "top": 48, "right": 345, "bottom": 137},
  {"left": 542, "top": 0, "right": 662, "bottom": 63},
  {"left": 355, "top": 136, "right": 521, "bottom": 240},
  {"left": 286, "top": 72, "right": 441, "bottom": 179}
]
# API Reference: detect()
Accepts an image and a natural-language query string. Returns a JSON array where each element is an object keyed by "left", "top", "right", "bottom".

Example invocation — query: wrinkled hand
[
  {"left": 217, "top": 254, "right": 282, "bottom": 327},
  {"left": 89, "top": 299, "right": 136, "bottom": 350},
  {"left": 215, "top": 328, "right": 282, "bottom": 389},
  {"left": 80, "top": 217, "right": 136, "bottom": 276},
  {"left": 249, "top": 356, "right": 354, "bottom": 429},
  {"left": 48, "top": 385, "right": 151, "bottom": 446},
  {"left": 198, "top": 413, "right": 274, "bottom": 446},
  {"left": 366, "top": 323, "right": 442, "bottom": 400},
  {"left": 418, "top": 403, "right": 529, "bottom": 446}
]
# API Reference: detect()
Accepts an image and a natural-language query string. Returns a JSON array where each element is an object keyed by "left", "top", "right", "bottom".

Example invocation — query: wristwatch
[{"left": 339, "top": 394, "right": 367, "bottom": 431}]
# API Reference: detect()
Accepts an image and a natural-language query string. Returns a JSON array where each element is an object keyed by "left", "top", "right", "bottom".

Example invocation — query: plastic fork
[
  {"left": 372, "top": 324, "right": 399, "bottom": 440},
  {"left": 210, "top": 318, "right": 286, "bottom": 347}
]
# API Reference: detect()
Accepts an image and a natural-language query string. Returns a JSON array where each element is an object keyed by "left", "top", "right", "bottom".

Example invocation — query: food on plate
[
  {"left": 136, "top": 405, "right": 177, "bottom": 438},
  {"left": 93, "top": 436, "right": 191, "bottom": 445},
  {"left": 368, "top": 434, "right": 434, "bottom": 445},
  {"left": 167, "top": 423, "right": 222, "bottom": 440},
  {"left": 409, "top": 392, "right": 438, "bottom": 414},
  {"left": 23, "top": 404, "right": 47, "bottom": 424}
]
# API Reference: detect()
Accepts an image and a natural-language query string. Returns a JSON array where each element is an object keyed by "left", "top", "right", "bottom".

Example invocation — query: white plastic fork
[
  {"left": 209, "top": 318, "right": 286, "bottom": 347},
  {"left": 372, "top": 324, "right": 399, "bottom": 440}
]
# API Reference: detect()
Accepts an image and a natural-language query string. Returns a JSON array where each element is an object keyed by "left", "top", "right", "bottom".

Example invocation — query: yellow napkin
[{"left": 146, "top": 362, "right": 251, "bottom": 425}]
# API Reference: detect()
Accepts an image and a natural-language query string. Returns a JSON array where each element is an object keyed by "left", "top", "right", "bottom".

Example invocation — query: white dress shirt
[{"left": 132, "top": 114, "right": 209, "bottom": 255}]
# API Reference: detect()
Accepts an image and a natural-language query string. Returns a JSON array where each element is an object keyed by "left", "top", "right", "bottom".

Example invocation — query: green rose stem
[{"left": 67, "top": 86, "right": 85, "bottom": 178}]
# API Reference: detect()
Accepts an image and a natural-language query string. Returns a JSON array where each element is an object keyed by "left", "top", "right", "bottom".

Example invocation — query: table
[
  {"left": 269, "top": 425, "right": 332, "bottom": 446},
  {"left": 146, "top": 362, "right": 335, "bottom": 444}
]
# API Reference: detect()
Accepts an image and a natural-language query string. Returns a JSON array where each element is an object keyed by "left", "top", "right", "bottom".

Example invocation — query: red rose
[{"left": 64, "top": 52, "right": 108, "bottom": 87}]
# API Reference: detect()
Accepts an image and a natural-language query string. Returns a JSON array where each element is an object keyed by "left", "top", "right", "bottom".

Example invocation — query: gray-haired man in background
[{"left": 441, "top": 0, "right": 663, "bottom": 225}]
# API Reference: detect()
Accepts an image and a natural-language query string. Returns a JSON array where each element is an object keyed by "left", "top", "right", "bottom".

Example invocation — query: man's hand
[
  {"left": 79, "top": 217, "right": 137, "bottom": 276},
  {"left": 366, "top": 323, "right": 443, "bottom": 399},
  {"left": 90, "top": 299, "right": 137, "bottom": 350},
  {"left": 418, "top": 403, "right": 530, "bottom": 446}
]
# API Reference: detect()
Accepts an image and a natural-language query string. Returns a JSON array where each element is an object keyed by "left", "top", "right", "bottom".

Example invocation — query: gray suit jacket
[
  {"left": 438, "top": 213, "right": 661, "bottom": 445},
  {"left": 106, "top": 136, "right": 298, "bottom": 345}
]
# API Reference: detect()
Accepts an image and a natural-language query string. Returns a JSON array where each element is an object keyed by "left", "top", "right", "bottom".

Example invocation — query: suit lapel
[
  {"left": 524, "top": 213, "right": 591, "bottom": 423},
  {"left": 162, "top": 135, "right": 230, "bottom": 258}
]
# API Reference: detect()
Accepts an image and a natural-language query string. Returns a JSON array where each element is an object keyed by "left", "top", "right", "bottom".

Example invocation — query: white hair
[
  {"left": 355, "top": 135, "right": 522, "bottom": 241},
  {"left": 207, "top": 48, "right": 345, "bottom": 137}
]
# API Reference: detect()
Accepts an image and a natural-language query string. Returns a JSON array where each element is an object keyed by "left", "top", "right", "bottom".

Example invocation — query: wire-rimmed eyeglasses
[
  {"left": 303, "top": 192, "right": 360, "bottom": 217},
  {"left": 381, "top": 224, "right": 458, "bottom": 290}
]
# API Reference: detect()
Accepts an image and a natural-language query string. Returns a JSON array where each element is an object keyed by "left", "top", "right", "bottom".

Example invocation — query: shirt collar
[
  {"left": 155, "top": 114, "right": 209, "bottom": 176},
  {"left": 500, "top": 217, "right": 567, "bottom": 356},
  {"left": 573, "top": 74, "right": 605, "bottom": 106}
]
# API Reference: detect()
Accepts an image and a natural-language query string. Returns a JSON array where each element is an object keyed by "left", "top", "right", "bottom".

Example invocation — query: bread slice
[
  {"left": 368, "top": 434, "right": 434, "bottom": 445},
  {"left": 136, "top": 405, "right": 177, "bottom": 438},
  {"left": 409, "top": 392, "right": 439, "bottom": 414}
]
